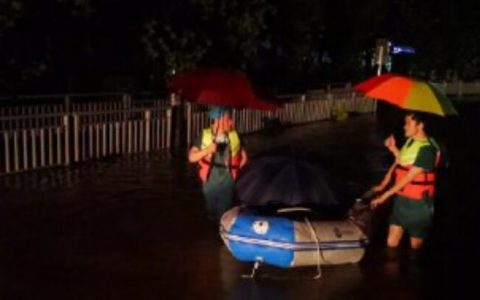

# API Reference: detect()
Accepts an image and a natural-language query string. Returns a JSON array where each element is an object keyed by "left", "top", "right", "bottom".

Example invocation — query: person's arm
[
  {"left": 385, "top": 134, "right": 400, "bottom": 162},
  {"left": 188, "top": 143, "right": 216, "bottom": 163},
  {"left": 239, "top": 148, "right": 248, "bottom": 168},
  {"left": 370, "top": 135, "right": 401, "bottom": 193},
  {"left": 371, "top": 162, "right": 397, "bottom": 192},
  {"left": 370, "top": 166, "right": 424, "bottom": 209}
]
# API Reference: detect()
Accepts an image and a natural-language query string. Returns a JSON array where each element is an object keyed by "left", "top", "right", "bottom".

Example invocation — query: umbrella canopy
[
  {"left": 354, "top": 73, "right": 458, "bottom": 116},
  {"left": 235, "top": 148, "right": 339, "bottom": 209},
  {"left": 169, "top": 68, "right": 278, "bottom": 111}
]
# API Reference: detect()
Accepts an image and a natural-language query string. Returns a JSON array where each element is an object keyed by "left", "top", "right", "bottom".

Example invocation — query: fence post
[
  {"left": 351, "top": 90, "right": 356, "bottom": 105},
  {"left": 65, "top": 95, "right": 71, "bottom": 113},
  {"left": 56, "top": 127, "right": 62, "bottom": 165},
  {"left": 122, "top": 122, "right": 127, "bottom": 153},
  {"left": 127, "top": 121, "right": 132, "bottom": 154},
  {"left": 232, "top": 109, "right": 237, "bottom": 130},
  {"left": 64, "top": 114, "right": 70, "bottom": 165},
  {"left": 96, "top": 124, "right": 101, "bottom": 158},
  {"left": 102, "top": 123, "right": 107, "bottom": 157},
  {"left": 166, "top": 108, "right": 172, "bottom": 149},
  {"left": 122, "top": 93, "right": 130, "bottom": 122},
  {"left": 115, "top": 122, "right": 120, "bottom": 154},
  {"left": 145, "top": 110, "right": 151, "bottom": 152},
  {"left": 327, "top": 92, "right": 334, "bottom": 118},
  {"left": 23, "top": 129, "right": 28, "bottom": 170},
  {"left": 301, "top": 94, "right": 306, "bottom": 123},
  {"left": 73, "top": 114, "right": 80, "bottom": 162},
  {"left": 48, "top": 128, "right": 53, "bottom": 165},
  {"left": 186, "top": 102, "right": 192, "bottom": 147},
  {"left": 133, "top": 121, "right": 138, "bottom": 153},
  {"left": 31, "top": 129, "right": 37, "bottom": 169},
  {"left": 14, "top": 131, "right": 19, "bottom": 171},
  {"left": 88, "top": 125, "right": 94, "bottom": 158},
  {"left": 4, "top": 132, "right": 10, "bottom": 173},
  {"left": 40, "top": 128, "right": 45, "bottom": 167},
  {"left": 109, "top": 123, "right": 114, "bottom": 154}
]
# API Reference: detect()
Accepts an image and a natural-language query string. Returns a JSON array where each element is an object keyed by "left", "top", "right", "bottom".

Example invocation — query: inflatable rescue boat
[{"left": 220, "top": 206, "right": 368, "bottom": 268}]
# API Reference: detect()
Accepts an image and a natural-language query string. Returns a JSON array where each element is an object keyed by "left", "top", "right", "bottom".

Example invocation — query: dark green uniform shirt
[{"left": 411, "top": 140, "right": 437, "bottom": 171}]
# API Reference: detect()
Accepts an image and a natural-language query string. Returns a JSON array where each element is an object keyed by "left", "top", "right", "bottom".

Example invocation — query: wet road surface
[{"left": 1, "top": 107, "right": 479, "bottom": 299}]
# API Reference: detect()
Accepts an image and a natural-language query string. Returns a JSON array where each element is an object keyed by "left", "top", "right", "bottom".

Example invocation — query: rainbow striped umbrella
[{"left": 354, "top": 73, "right": 458, "bottom": 116}]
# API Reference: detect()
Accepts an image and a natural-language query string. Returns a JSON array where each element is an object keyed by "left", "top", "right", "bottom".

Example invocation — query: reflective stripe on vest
[
  {"left": 198, "top": 129, "right": 242, "bottom": 183},
  {"left": 394, "top": 138, "right": 440, "bottom": 200}
]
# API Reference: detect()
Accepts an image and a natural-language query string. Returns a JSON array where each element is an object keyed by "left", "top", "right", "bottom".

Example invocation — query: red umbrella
[{"left": 169, "top": 68, "right": 278, "bottom": 111}]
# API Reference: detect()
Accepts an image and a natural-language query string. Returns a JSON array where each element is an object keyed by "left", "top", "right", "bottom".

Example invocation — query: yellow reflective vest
[{"left": 198, "top": 129, "right": 242, "bottom": 182}]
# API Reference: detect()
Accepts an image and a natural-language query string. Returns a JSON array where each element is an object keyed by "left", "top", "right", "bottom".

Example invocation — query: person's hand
[
  {"left": 370, "top": 193, "right": 388, "bottom": 210},
  {"left": 206, "top": 142, "right": 217, "bottom": 155},
  {"left": 362, "top": 185, "right": 384, "bottom": 202},
  {"left": 384, "top": 134, "right": 397, "bottom": 152},
  {"left": 371, "top": 184, "right": 385, "bottom": 193}
]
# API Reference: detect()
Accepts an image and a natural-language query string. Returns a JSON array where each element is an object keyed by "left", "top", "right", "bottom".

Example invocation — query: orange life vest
[
  {"left": 394, "top": 138, "right": 440, "bottom": 200},
  {"left": 198, "top": 129, "right": 242, "bottom": 183}
]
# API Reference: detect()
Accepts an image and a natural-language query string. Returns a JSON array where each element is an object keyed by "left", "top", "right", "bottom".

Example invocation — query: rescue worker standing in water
[
  {"left": 370, "top": 112, "right": 440, "bottom": 250},
  {"left": 188, "top": 107, "right": 248, "bottom": 221}
]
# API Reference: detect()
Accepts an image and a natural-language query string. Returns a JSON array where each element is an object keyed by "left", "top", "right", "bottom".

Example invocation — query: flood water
[{"left": 1, "top": 103, "right": 479, "bottom": 299}]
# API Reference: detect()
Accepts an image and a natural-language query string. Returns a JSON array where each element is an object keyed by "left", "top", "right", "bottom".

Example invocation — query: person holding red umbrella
[
  {"left": 369, "top": 111, "right": 441, "bottom": 250},
  {"left": 188, "top": 106, "right": 248, "bottom": 221}
]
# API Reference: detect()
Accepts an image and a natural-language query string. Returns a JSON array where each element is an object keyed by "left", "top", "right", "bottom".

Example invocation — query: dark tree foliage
[
  {"left": 0, "top": 0, "right": 479, "bottom": 95},
  {"left": 393, "top": 0, "right": 480, "bottom": 80}
]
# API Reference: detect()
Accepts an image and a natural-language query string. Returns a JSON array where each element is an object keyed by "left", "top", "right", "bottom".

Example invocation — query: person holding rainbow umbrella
[{"left": 354, "top": 73, "right": 457, "bottom": 250}]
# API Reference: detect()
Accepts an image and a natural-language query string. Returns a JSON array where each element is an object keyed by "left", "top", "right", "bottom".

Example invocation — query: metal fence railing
[
  {"left": 1, "top": 97, "right": 172, "bottom": 175},
  {"left": 0, "top": 87, "right": 379, "bottom": 175},
  {"left": 184, "top": 89, "right": 376, "bottom": 145}
]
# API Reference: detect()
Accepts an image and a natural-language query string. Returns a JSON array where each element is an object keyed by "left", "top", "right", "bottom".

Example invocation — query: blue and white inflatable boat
[{"left": 220, "top": 206, "right": 368, "bottom": 268}]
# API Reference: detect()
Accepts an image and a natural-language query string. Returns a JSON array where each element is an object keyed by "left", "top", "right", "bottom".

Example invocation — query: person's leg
[
  {"left": 408, "top": 223, "right": 429, "bottom": 249},
  {"left": 388, "top": 199, "right": 405, "bottom": 248},
  {"left": 405, "top": 199, "right": 433, "bottom": 249},
  {"left": 410, "top": 237, "right": 424, "bottom": 249},
  {"left": 202, "top": 183, "right": 218, "bottom": 220},
  {"left": 215, "top": 179, "right": 234, "bottom": 220},
  {"left": 387, "top": 225, "right": 404, "bottom": 248}
]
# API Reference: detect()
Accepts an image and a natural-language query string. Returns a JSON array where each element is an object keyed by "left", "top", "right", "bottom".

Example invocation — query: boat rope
[
  {"left": 304, "top": 217, "right": 323, "bottom": 279},
  {"left": 242, "top": 260, "right": 262, "bottom": 279}
]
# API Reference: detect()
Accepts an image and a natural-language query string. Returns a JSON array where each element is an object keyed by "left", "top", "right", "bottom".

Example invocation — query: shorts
[{"left": 389, "top": 196, "right": 434, "bottom": 238}]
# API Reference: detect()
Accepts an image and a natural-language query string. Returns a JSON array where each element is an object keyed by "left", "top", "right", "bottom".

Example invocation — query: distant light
[{"left": 392, "top": 46, "right": 416, "bottom": 55}]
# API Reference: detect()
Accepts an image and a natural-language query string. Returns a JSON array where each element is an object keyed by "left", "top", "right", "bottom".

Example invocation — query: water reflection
[{"left": 222, "top": 258, "right": 364, "bottom": 300}]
